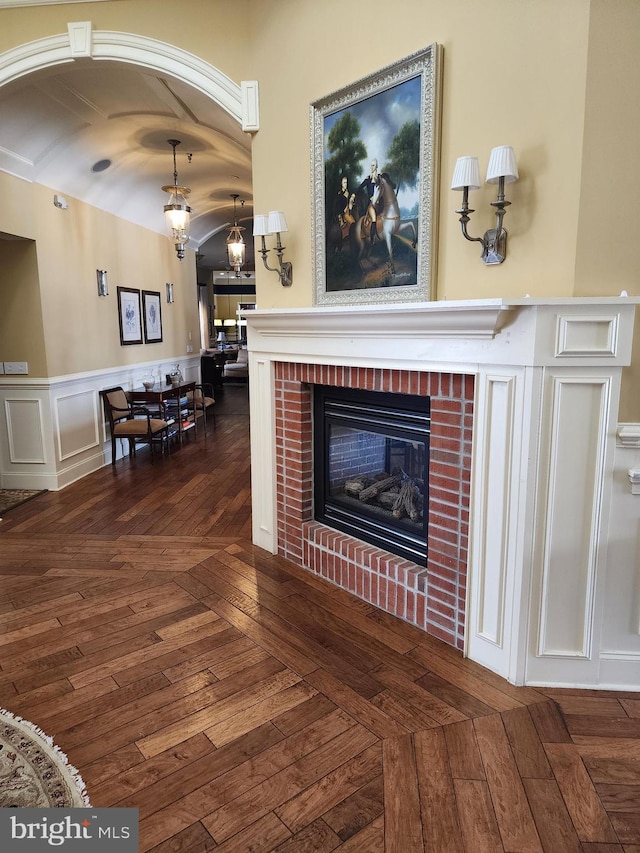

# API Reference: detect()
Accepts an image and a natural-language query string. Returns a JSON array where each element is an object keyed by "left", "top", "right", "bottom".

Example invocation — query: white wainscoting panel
[
  {"left": 0, "top": 355, "right": 201, "bottom": 490},
  {"left": 537, "top": 376, "right": 610, "bottom": 658},
  {"left": 55, "top": 389, "right": 100, "bottom": 461},
  {"left": 249, "top": 354, "right": 277, "bottom": 553},
  {"left": 5, "top": 398, "right": 45, "bottom": 463},
  {"left": 472, "top": 374, "right": 516, "bottom": 649}
]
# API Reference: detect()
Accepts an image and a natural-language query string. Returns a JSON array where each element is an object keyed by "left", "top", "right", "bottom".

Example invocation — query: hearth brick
[{"left": 275, "top": 362, "right": 472, "bottom": 648}]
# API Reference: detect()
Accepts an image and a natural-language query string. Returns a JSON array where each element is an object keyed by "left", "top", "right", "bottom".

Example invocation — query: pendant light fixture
[
  {"left": 226, "top": 193, "right": 246, "bottom": 277},
  {"left": 162, "top": 139, "right": 191, "bottom": 260}
]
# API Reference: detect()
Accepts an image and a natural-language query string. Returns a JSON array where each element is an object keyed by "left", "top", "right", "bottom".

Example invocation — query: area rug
[
  {"left": 0, "top": 489, "right": 46, "bottom": 516},
  {"left": 0, "top": 708, "right": 90, "bottom": 807}
]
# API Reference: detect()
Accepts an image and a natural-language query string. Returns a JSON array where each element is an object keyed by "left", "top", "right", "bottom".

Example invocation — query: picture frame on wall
[
  {"left": 311, "top": 44, "right": 442, "bottom": 307},
  {"left": 117, "top": 286, "right": 142, "bottom": 346},
  {"left": 142, "top": 290, "right": 163, "bottom": 343}
]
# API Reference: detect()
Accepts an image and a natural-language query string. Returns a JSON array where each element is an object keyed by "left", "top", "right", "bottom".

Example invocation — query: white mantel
[{"left": 245, "top": 297, "right": 640, "bottom": 689}]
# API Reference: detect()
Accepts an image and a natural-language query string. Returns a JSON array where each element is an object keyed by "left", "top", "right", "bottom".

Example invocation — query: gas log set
[{"left": 342, "top": 469, "right": 424, "bottom": 523}]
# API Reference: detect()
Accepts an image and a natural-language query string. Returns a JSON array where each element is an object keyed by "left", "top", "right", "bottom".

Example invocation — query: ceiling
[{"left": 0, "top": 58, "right": 255, "bottom": 275}]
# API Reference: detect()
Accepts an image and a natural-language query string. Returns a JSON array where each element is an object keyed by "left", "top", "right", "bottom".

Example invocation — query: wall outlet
[
  {"left": 186, "top": 345, "right": 193, "bottom": 353},
  {"left": 4, "top": 361, "right": 28, "bottom": 374}
]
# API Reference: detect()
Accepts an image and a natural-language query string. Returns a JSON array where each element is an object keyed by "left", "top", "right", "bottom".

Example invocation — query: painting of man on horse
[{"left": 322, "top": 74, "right": 422, "bottom": 293}]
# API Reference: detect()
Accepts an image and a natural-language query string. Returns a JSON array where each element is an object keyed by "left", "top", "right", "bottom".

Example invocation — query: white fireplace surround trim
[{"left": 245, "top": 297, "right": 639, "bottom": 689}]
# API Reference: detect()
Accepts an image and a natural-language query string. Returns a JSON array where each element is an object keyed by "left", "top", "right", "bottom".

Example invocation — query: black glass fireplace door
[{"left": 313, "top": 386, "right": 430, "bottom": 564}]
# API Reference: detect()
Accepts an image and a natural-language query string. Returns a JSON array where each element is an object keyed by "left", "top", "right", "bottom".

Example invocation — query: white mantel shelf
[
  {"left": 245, "top": 295, "right": 640, "bottom": 689},
  {"left": 245, "top": 296, "right": 639, "bottom": 371},
  {"left": 246, "top": 298, "right": 513, "bottom": 339}
]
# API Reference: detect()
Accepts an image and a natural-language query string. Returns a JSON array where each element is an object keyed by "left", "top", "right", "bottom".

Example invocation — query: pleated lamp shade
[
  {"left": 253, "top": 214, "right": 270, "bottom": 236},
  {"left": 450, "top": 156, "right": 481, "bottom": 191},
  {"left": 486, "top": 146, "right": 519, "bottom": 184},
  {"left": 267, "top": 210, "right": 288, "bottom": 233}
]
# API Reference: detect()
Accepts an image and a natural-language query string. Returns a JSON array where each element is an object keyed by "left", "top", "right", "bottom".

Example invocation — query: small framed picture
[
  {"left": 142, "top": 290, "right": 163, "bottom": 344},
  {"left": 117, "top": 287, "right": 142, "bottom": 346}
]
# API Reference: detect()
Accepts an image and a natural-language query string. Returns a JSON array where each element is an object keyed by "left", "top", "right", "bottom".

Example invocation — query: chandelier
[
  {"left": 162, "top": 139, "right": 191, "bottom": 260},
  {"left": 226, "top": 194, "right": 245, "bottom": 276}
]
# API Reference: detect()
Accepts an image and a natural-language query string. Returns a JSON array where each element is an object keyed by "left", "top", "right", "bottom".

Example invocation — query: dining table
[{"left": 127, "top": 381, "right": 196, "bottom": 445}]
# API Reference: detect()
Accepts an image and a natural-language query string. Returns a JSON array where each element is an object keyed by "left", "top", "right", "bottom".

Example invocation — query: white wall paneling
[
  {"left": 5, "top": 397, "right": 45, "bottom": 463},
  {"left": 469, "top": 373, "right": 518, "bottom": 667},
  {"left": 0, "top": 354, "right": 200, "bottom": 490},
  {"left": 249, "top": 354, "right": 277, "bottom": 552},
  {"left": 536, "top": 375, "right": 610, "bottom": 659},
  {"left": 55, "top": 388, "right": 100, "bottom": 461}
]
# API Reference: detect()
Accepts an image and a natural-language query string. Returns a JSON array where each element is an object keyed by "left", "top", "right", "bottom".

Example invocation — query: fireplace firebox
[{"left": 313, "top": 385, "right": 430, "bottom": 564}]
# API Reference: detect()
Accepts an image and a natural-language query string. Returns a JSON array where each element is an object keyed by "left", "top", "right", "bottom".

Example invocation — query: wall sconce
[
  {"left": 253, "top": 211, "right": 293, "bottom": 286},
  {"left": 96, "top": 269, "right": 108, "bottom": 296},
  {"left": 451, "top": 145, "right": 519, "bottom": 265},
  {"left": 166, "top": 282, "right": 174, "bottom": 303}
]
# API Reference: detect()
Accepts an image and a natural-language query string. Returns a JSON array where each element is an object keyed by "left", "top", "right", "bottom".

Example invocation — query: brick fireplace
[
  {"left": 274, "top": 362, "right": 474, "bottom": 649},
  {"left": 245, "top": 297, "right": 637, "bottom": 687}
]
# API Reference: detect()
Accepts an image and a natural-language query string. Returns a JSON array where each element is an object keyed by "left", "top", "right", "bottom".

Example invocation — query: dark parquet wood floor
[{"left": 0, "top": 385, "right": 638, "bottom": 852}]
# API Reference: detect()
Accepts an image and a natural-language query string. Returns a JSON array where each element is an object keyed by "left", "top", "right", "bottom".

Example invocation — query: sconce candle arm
[
  {"left": 455, "top": 180, "right": 512, "bottom": 265},
  {"left": 455, "top": 186, "right": 485, "bottom": 245},
  {"left": 490, "top": 175, "right": 511, "bottom": 237}
]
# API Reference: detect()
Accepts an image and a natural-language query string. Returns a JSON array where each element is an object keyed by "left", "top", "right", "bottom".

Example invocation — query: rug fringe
[{"left": 0, "top": 707, "right": 91, "bottom": 806}]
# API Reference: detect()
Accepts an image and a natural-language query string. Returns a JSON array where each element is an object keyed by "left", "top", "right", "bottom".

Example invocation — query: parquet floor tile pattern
[{"left": 0, "top": 387, "right": 638, "bottom": 851}]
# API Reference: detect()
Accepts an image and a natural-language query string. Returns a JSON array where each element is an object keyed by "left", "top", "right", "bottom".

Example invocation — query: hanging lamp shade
[
  {"left": 162, "top": 139, "right": 191, "bottom": 260},
  {"left": 226, "top": 194, "right": 245, "bottom": 276}
]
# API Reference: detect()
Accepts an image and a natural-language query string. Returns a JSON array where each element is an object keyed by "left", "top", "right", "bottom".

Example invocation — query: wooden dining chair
[
  {"left": 189, "top": 382, "right": 216, "bottom": 436},
  {"left": 100, "top": 386, "right": 170, "bottom": 465}
]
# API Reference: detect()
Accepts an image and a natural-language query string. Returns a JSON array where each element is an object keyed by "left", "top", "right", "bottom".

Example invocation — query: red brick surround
[{"left": 274, "top": 362, "right": 474, "bottom": 650}]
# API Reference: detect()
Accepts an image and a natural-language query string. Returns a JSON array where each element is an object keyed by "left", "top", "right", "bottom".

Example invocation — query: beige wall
[
  {"left": 575, "top": 0, "right": 640, "bottom": 418},
  {"left": 249, "top": 0, "right": 592, "bottom": 306},
  {"left": 0, "top": 236, "right": 48, "bottom": 376},
  {"left": 0, "top": 176, "right": 198, "bottom": 377},
  {"left": 0, "top": 0, "right": 638, "bottom": 415}
]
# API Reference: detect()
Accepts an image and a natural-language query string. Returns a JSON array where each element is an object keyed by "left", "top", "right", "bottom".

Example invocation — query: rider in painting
[
  {"left": 357, "top": 159, "right": 382, "bottom": 244},
  {"left": 334, "top": 176, "right": 356, "bottom": 240}
]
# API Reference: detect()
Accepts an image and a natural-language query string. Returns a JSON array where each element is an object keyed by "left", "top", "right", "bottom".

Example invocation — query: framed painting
[
  {"left": 117, "top": 286, "right": 142, "bottom": 345},
  {"left": 142, "top": 289, "right": 163, "bottom": 343},
  {"left": 311, "top": 44, "right": 442, "bottom": 306}
]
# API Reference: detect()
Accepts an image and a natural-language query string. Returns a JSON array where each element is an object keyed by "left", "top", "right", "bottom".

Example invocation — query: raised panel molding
[
  {"left": 55, "top": 389, "right": 100, "bottom": 461},
  {"left": 537, "top": 376, "right": 610, "bottom": 658},
  {"left": 555, "top": 314, "right": 619, "bottom": 357},
  {"left": 5, "top": 398, "right": 45, "bottom": 463},
  {"left": 241, "top": 81, "right": 260, "bottom": 132},
  {"left": 472, "top": 375, "right": 516, "bottom": 648},
  {"left": 249, "top": 355, "right": 277, "bottom": 552},
  {"left": 67, "top": 21, "right": 92, "bottom": 57}
]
